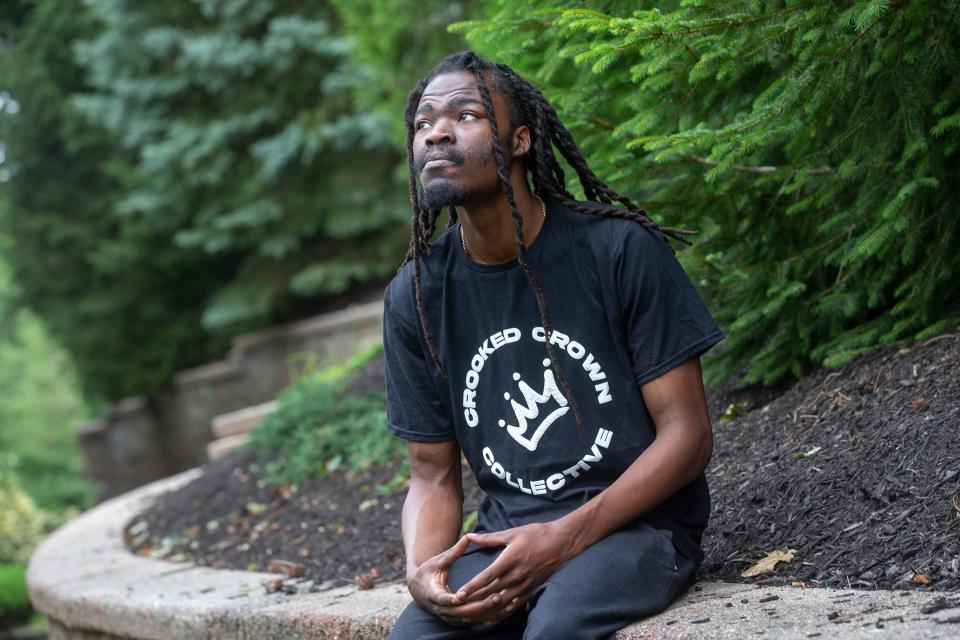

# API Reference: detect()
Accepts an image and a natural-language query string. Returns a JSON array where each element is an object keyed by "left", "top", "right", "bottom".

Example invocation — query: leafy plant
[
  {"left": 249, "top": 340, "right": 403, "bottom": 486},
  {"left": 0, "top": 456, "right": 45, "bottom": 565}
]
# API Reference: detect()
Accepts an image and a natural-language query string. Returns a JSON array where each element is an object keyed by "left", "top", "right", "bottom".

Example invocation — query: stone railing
[{"left": 77, "top": 296, "right": 384, "bottom": 499}]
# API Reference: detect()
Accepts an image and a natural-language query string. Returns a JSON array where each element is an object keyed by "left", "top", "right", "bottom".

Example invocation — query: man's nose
[{"left": 424, "top": 118, "right": 455, "bottom": 146}]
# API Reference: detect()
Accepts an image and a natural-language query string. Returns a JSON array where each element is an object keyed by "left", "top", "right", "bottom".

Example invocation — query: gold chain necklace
[{"left": 460, "top": 194, "right": 546, "bottom": 259}]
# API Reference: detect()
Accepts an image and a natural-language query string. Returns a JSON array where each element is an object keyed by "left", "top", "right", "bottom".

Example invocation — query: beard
[{"left": 418, "top": 179, "right": 471, "bottom": 210}]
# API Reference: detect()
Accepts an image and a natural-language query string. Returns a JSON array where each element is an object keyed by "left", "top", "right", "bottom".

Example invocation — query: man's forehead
[{"left": 418, "top": 71, "right": 481, "bottom": 105}]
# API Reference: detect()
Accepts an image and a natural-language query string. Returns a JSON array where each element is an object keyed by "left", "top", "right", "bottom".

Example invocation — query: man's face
[{"left": 412, "top": 70, "right": 520, "bottom": 210}]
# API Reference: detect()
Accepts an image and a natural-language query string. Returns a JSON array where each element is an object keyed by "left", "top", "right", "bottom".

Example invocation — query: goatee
[{"left": 418, "top": 181, "right": 470, "bottom": 210}]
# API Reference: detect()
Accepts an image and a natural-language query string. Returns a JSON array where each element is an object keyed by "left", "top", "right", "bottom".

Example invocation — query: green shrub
[
  {"left": 0, "top": 563, "right": 32, "bottom": 628},
  {"left": 0, "top": 456, "right": 45, "bottom": 565},
  {"left": 450, "top": 0, "right": 960, "bottom": 387},
  {"left": 249, "top": 340, "right": 404, "bottom": 486}
]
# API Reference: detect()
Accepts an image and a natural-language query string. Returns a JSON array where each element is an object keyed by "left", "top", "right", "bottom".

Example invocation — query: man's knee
[
  {"left": 522, "top": 599, "right": 612, "bottom": 640},
  {"left": 388, "top": 601, "right": 451, "bottom": 640}
]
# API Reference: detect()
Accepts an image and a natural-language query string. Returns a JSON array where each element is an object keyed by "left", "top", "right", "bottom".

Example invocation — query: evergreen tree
[
  {"left": 453, "top": 0, "right": 960, "bottom": 386},
  {"left": 72, "top": 0, "right": 409, "bottom": 330},
  {"left": 0, "top": 0, "right": 236, "bottom": 401},
  {"left": 330, "top": 0, "right": 474, "bottom": 147}
]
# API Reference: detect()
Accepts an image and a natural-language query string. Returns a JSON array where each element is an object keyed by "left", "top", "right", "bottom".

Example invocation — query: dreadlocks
[{"left": 398, "top": 50, "right": 698, "bottom": 428}]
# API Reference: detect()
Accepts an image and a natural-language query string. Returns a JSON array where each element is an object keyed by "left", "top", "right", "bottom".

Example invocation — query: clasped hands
[{"left": 406, "top": 521, "right": 575, "bottom": 627}]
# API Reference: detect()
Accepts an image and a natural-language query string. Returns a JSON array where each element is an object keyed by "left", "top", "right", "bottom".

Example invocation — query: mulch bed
[{"left": 125, "top": 334, "right": 960, "bottom": 594}]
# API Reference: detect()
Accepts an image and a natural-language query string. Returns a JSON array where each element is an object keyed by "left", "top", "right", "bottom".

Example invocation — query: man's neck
[{"left": 457, "top": 186, "right": 545, "bottom": 265}]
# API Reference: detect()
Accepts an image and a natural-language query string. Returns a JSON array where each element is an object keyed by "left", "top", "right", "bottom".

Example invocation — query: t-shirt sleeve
[
  {"left": 615, "top": 223, "right": 726, "bottom": 387},
  {"left": 382, "top": 276, "right": 456, "bottom": 443}
]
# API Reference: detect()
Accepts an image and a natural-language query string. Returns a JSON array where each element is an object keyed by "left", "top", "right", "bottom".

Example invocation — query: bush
[
  {"left": 0, "top": 456, "right": 45, "bottom": 565},
  {"left": 249, "top": 340, "right": 403, "bottom": 486}
]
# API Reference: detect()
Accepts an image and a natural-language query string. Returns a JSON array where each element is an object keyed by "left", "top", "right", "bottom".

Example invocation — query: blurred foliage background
[
  {"left": 1, "top": 0, "right": 956, "bottom": 406},
  {"left": 1, "top": 0, "right": 959, "bottom": 624}
]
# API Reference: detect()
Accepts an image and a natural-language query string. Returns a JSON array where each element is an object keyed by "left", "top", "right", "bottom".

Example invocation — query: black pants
[{"left": 387, "top": 520, "right": 697, "bottom": 640}]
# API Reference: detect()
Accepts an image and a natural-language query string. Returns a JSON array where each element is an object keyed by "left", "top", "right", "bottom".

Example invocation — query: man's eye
[
  {"left": 415, "top": 120, "right": 430, "bottom": 131},
  {"left": 460, "top": 112, "right": 478, "bottom": 121}
]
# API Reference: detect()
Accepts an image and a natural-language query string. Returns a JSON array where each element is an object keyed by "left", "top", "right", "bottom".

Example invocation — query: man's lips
[
  {"left": 423, "top": 158, "right": 457, "bottom": 170},
  {"left": 417, "top": 150, "right": 464, "bottom": 173}
]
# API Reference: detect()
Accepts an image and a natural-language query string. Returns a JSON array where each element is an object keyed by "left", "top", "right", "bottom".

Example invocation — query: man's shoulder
[
  {"left": 384, "top": 262, "right": 411, "bottom": 308},
  {"left": 552, "top": 196, "right": 665, "bottom": 258},
  {"left": 384, "top": 227, "right": 457, "bottom": 312}
]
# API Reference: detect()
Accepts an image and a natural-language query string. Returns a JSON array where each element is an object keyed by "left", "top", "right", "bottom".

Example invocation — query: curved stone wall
[{"left": 27, "top": 470, "right": 956, "bottom": 639}]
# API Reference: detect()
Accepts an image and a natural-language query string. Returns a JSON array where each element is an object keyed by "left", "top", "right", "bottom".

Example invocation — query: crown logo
[{"left": 498, "top": 358, "right": 570, "bottom": 452}]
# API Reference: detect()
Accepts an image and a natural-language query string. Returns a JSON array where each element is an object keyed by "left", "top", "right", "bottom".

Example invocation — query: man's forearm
[
  {"left": 554, "top": 426, "right": 710, "bottom": 561},
  {"left": 402, "top": 474, "right": 464, "bottom": 577}
]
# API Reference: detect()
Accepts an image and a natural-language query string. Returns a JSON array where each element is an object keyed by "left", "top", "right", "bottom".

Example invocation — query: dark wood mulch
[
  {"left": 702, "top": 333, "right": 960, "bottom": 591},
  {"left": 124, "top": 334, "right": 960, "bottom": 594}
]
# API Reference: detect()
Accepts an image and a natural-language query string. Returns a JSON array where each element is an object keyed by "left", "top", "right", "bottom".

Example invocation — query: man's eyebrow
[{"left": 415, "top": 95, "right": 485, "bottom": 117}]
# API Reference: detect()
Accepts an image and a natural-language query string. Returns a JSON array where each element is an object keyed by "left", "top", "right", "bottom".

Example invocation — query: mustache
[{"left": 415, "top": 148, "right": 465, "bottom": 173}]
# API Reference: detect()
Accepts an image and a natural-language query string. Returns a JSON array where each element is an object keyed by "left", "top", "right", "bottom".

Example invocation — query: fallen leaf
[
  {"left": 913, "top": 573, "right": 930, "bottom": 585},
  {"left": 359, "top": 498, "right": 378, "bottom": 512},
  {"left": 791, "top": 581, "right": 805, "bottom": 588},
  {"left": 264, "top": 578, "right": 284, "bottom": 594},
  {"left": 267, "top": 559, "right": 305, "bottom": 578},
  {"left": 912, "top": 397, "right": 927, "bottom": 411},
  {"left": 355, "top": 569, "right": 378, "bottom": 590},
  {"left": 793, "top": 446, "right": 821, "bottom": 460},
  {"left": 246, "top": 502, "right": 268, "bottom": 515},
  {"left": 720, "top": 402, "right": 745, "bottom": 422},
  {"left": 741, "top": 548, "right": 798, "bottom": 577}
]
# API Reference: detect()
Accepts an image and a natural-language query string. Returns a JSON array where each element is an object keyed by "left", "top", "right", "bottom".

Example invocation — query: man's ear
[{"left": 511, "top": 124, "right": 531, "bottom": 158}]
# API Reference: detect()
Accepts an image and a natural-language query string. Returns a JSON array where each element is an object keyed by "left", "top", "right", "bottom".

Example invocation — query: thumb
[
  {"left": 438, "top": 535, "right": 470, "bottom": 568},
  {"left": 465, "top": 531, "right": 510, "bottom": 547}
]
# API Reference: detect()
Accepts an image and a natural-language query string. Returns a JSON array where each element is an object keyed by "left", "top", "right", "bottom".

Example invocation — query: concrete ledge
[
  {"left": 28, "top": 471, "right": 959, "bottom": 639},
  {"left": 205, "top": 433, "right": 249, "bottom": 461},
  {"left": 231, "top": 300, "right": 383, "bottom": 353},
  {"left": 212, "top": 401, "right": 277, "bottom": 439}
]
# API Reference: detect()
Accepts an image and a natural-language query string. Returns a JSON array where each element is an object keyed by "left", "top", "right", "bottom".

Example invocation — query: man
[{"left": 383, "top": 50, "right": 725, "bottom": 639}]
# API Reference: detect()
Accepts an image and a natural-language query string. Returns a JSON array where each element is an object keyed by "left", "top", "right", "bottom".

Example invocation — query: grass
[{"left": 0, "top": 563, "right": 32, "bottom": 627}]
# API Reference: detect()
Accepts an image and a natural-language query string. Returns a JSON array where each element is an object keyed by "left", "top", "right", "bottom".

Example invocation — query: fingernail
[{"left": 457, "top": 590, "right": 467, "bottom": 600}]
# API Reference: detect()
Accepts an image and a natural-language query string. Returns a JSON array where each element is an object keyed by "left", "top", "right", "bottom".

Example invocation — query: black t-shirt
[{"left": 382, "top": 194, "right": 725, "bottom": 566}]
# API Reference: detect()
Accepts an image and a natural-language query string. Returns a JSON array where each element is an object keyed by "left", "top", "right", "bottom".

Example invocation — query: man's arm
[
  {"left": 402, "top": 439, "right": 464, "bottom": 575},
  {"left": 400, "top": 440, "right": 509, "bottom": 625},
  {"left": 555, "top": 354, "right": 712, "bottom": 555},
  {"left": 453, "top": 356, "right": 713, "bottom": 610}
]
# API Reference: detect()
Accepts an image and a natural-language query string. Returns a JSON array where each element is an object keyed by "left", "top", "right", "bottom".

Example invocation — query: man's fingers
[
  {"left": 429, "top": 588, "right": 461, "bottom": 608},
  {"left": 458, "top": 576, "right": 502, "bottom": 603},
  {"left": 455, "top": 554, "right": 514, "bottom": 601},
  {"left": 432, "top": 595, "right": 500, "bottom": 622},
  {"left": 474, "top": 589, "right": 529, "bottom": 626}
]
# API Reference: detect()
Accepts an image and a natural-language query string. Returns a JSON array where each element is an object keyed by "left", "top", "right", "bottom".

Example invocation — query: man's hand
[
  {"left": 453, "top": 521, "right": 574, "bottom": 617},
  {"left": 407, "top": 535, "right": 509, "bottom": 626}
]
